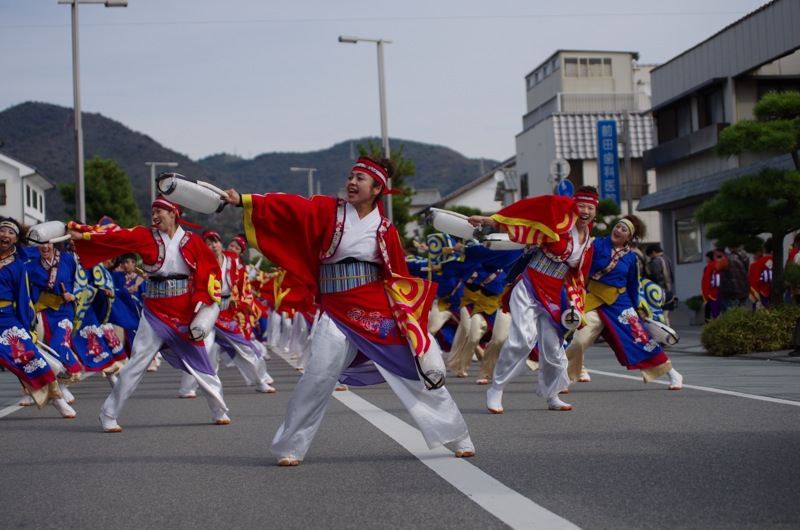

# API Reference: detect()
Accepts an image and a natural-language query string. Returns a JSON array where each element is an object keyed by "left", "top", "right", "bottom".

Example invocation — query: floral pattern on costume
[
  {"left": 1, "top": 327, "right": 46, "bottom": 373},
  {"left": 347, "top": 308, "right": 397, "bottom": 339},
  {"left": 617, "top": 308, "right": 659, "bottom": 352}
]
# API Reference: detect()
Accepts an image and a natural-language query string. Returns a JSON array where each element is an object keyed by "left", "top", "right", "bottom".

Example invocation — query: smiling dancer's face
[
  {"left": 0, "top": 226, "right": 18, "bottom": 257},
  {"left": 575, "top": 202, "right": 597, "bottom": 231},
  {"left": 345, "top": 170, "right": 382, "bottom": 210}
]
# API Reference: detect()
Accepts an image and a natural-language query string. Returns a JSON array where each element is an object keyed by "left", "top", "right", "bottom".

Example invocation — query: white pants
[
  {"left": 478, "top": 309, "right": 511, "bottom": 379},
  {"left": 287, "top": 312, "right": 309, "bottom": 356},
  {"left": 296, "top": 308, "right": 321, "bottom": 370},
  {"left": 270, "top": 313, "right": 470, "bottom": 461},
  {"left": 179, "top": 328, "right": 269, "bottom": 394},
  {"left": 267, "top": 310, "right": 282, "bottom": 351},
  {"left": 101, "top": 315, "right": 228, "bottom": 421},
  {"left": 565, "top": 310, "right": 604, "bottom": 383},
  {"left": 277, "top": 312, "right": 292, "bottom": 353},
  {"left": 491, "top": 280, "right": 570, "bottom": 399}
]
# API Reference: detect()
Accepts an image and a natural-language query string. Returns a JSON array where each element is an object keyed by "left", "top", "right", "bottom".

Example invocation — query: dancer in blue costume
[
  {"left": 565, "top": 215, "right": 683, "bottom": 390},
  {"left": 0, "top": 218, "right": 76, "bottom": 417}
]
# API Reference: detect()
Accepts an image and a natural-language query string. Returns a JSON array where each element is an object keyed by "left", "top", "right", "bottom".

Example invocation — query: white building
[
  {"left": 639, "top": 0, "right": 800, "bottom": 314},
  {"left": 0, "top": 153, "right": 55, "bottom": 226},
  {"left": 410, "top": 159, "right": 515, "bottom": 240},
  {"left": 515, "top": 50, "right": 662, "bottom": 245}
]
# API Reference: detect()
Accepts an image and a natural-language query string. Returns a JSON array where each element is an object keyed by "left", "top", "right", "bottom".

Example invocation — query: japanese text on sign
[{"left": 596, "top": 120, "right": 620, "bottom": 205}]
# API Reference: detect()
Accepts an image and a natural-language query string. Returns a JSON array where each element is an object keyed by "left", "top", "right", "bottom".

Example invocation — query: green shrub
[
  {"left": 685, "top": 295, "right": 705, "bottom": 312},
  {"left": 784, "top": 263, "right": 800, "bottom": 288},
  {"left": 701, "top": 304, "right": 800, "bottom": 356}
]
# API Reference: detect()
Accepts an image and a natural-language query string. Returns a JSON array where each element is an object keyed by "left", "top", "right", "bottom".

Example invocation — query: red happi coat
[
  {"left": 242, "top": 193, "right": 435, "bottom": 356},
  {"left": 491, "top": 195, "right": 593, "bottom": 322},
  {"left": 217, "top": 251, "right": 261, "bottom": 339},
  {"left": 69, "top": 222, "right": 221, "bottom": 342},
  {"left": 749, "top": 254, "right": 773, "bottom": 303},
  {"left": 701, "top": 261, "right": 721, "bottom": 303}
]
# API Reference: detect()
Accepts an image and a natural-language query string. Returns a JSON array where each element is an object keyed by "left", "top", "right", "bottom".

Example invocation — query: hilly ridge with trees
[{"left": 0, "top": 101, "right": 499, "bottom": 231}]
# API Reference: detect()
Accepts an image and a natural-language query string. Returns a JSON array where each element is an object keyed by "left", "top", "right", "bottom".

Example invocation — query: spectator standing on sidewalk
[
  {"left": 748, "top": 239, "right": 773, "bottom": 309},
  {"left": 701, "top": 250, "right": 724, "bottom": 321},
  {"left": 645, "top": 244, "right": 677, "bottom": 324},
  {"left": 785, "top": 233, "right": 800, "bottom": 303},
  {"left": 716, "top": 245, "right": 750, "bottom": 312}
]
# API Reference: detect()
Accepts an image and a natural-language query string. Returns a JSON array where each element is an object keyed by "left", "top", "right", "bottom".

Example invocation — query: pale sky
[{"left": 0, "top": 0, "right": 768, "bottom": 162}]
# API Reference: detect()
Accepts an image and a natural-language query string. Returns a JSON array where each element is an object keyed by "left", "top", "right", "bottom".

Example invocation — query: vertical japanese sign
[{"left": 596, "top": 119, "right": 620, "bottom": 205}]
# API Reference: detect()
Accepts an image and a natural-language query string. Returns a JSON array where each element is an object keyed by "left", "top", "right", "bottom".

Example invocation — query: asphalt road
[{"left": 2, "top": 326, "right": 799, "bottom": 529}]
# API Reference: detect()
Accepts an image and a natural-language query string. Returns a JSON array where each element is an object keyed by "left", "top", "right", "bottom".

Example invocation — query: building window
[
  {"left": 32, "top": 189, "right": 38, "bottom": 210},
  {"left": 564, "top": 57, "right": 612, "bottom": 78},
  {"left": 0, "top": 182, "right": 6, "bottom": 206},
  {"left": 676, "top": 217, "right": 703, "bottom": 264},
  {"left": 26, "top": 185, "right": 31, "bottom": 207},
  {"left": 698, "top": 86, "right": 725, "bottom": 128},
  {"left": 520, "top": 174, "right": 529, "bottom": 199}
]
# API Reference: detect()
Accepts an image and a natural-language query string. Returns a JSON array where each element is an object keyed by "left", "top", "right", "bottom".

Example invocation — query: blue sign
[
  {"left": 557, "top": 179, "right": 574, "bottom": 197},
  {"left": 596, "top": 120, "right": 620, "bottom": 205}
]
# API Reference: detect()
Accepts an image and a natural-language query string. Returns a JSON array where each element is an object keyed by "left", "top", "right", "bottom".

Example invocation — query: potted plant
[{"left": 685, "top": 295, "right": 705, "bottom": 326}]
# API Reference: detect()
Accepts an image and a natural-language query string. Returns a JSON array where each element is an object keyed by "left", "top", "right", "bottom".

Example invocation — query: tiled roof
[{"left": 553, "top": 113, "right": 654, "bottom": 160}]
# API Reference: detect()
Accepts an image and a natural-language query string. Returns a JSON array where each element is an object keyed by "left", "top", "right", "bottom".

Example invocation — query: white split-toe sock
[
  {"left": 454, "top": 434, "right": 476, "bottom": 458},
  {"left": 99, "top": 411, "right": 122, "bottom": 432},
  {"left": 667, "top": 368, "right": 683, "bottom": 390},
  {"left": 547, "top": 396, "right": 573, "bottom": 411},
  {"left": 256, "top": 381, "right": 276, "bottom": 393},
  {"left": 486, "top": 386, "right": 504, "bottom": 414},
  {"left": 59, "top": 384, "right": 75, "bottom": 404},
  {"left": 52, "top": 398, "right": 76, "bottom": 418}
]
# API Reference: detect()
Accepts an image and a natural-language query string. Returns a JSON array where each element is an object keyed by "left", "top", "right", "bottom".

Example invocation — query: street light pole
[
  {"left": 145, "top": 162, "right": 179, "bottom": 204},
  {"left": 290, "top": 167, "right": 317, "bottom": 198},
  {"left": 338, "top": 35, "right": 393, "bottom": 222},
  {"left": 59, "top": 0, "right": 128, "bottom": 223}
]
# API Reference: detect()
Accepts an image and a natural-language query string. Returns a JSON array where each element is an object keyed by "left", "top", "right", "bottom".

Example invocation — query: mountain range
[{"left": 0, "top": 102, "right": 499, "bottom": 230}]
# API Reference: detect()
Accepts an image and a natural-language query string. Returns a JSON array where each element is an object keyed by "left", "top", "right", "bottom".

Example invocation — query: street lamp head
[
  {"left": 59, "top": 0, "right": 128, "bottom": 5},
  {"left": 338, "top": 36, "right": 359, "bottom": 44},
  {"left": 290, "top": 167, "right": 316, "bottom": 173}
]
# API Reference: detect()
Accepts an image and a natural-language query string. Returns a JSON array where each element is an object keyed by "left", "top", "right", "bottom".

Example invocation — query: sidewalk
[{"left": 668, "top": 323, "right": 800, "bottom": 363}]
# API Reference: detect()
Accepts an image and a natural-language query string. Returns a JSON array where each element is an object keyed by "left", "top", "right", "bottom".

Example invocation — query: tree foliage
[
  {"left": 590, "top": 198, "right": 622, "bottom": 238},
  {"left": 357, "top": 139, "right": 416, "bottom": 245},
  {"left": 695, "top": 167, "right": 800, "bottom": 305},
  {"left": 702, "top": 91, "right": 800, "bottom": 306},
  {"left": 59, "top": 156, "right": 143, "bottom": 227},
  {"left": 715, "top": 90, "right": 800, "bottom": 170}
]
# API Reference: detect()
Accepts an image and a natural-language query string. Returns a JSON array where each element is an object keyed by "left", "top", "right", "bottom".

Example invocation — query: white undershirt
[
  {"left": 566, "top": 225, "right": 590, "bottom": 268},
  {"left": 323, "top": 202, "right": 381, "bottom": 264},
  {"left": 157, "top": 227, "right": 191, "bottom": 276},
  {"left": 219, "top": 254, "right": 231, "bottom": 295}
]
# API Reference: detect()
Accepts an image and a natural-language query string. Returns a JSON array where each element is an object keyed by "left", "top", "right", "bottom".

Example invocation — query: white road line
[
  {"left": 587, "top": 369, "right": 800, "bottom": 406},
  {"left": 336, "top": 390, "right": 580, "bottom": 530},
  {"left": 0, "top": 404, "right": 23, "bottom": 419},
  {"left": 276, "top": 349, "right": 580, "bottom": 530}
]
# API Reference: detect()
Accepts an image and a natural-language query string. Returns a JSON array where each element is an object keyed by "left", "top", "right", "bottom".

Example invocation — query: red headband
[
  {"left": 152, "top": 197, "right": 181, "bottom": 216},
  {"left": 573, "top": 192, "right": 599, "bottom": 206},
  {"left": 353, "top": 157, "right": 389, "bottom": 189},
  {"left": 152, "top": 196, "right": 202, "bottom": 230},
  {"left": 203, "top": 229, "right": 221, "bottom": 241},
  {"left": 230, "top": 235, "right": 247, "bottom": 251}
]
